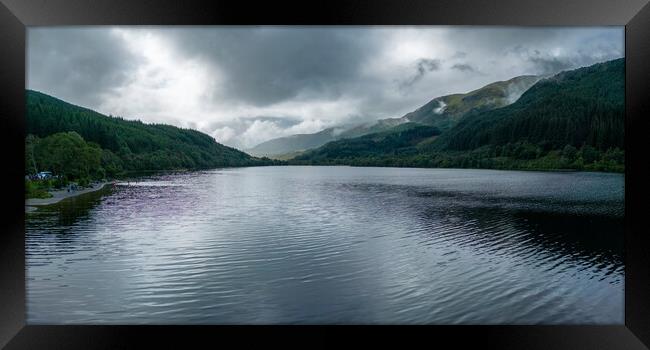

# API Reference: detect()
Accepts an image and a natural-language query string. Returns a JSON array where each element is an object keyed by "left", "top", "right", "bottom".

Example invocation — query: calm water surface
[{"left": 26, "top": 166, "right": 625, "bottom": 324}]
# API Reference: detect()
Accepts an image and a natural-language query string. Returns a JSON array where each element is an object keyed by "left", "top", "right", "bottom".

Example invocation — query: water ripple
[{"left": 26, "top": 166, "right": 624, "bottom": 324}]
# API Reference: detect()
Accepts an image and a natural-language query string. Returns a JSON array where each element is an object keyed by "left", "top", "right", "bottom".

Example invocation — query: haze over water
[{"left": 26, "top": 166, "right": 624, "bottom": 324}]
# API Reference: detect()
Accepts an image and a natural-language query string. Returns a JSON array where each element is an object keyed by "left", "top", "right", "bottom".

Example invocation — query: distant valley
[
  {"left": 247, "top": 75, "right": 541, "bottom": 158},
  {"left": 26, "top": 58, "right": 625, "bottom": 183}
]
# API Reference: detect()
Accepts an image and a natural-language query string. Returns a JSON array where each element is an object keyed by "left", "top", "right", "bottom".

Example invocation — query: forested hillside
[
  {"left": 294, "top": 123, "right": 441, "bottom": 163},
  {"left": 292, "top": 59, "right": 624, "bottom": 172},
  {"left": 433, "top": 59, "right": 623, "bottom": 152},
  {"left": 249, "top": 75, "right": 540, "bottom": 158},
  {"left": 25, "top": 90, "right": 280, "bottom": 197},
  {"left": 397, "top": 75, "right": 541, "bottom": 130}
]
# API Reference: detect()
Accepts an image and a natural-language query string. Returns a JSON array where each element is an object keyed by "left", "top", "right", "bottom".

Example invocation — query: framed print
[{"left": 1, "top": 0, "right": 649, "bottom": 348}]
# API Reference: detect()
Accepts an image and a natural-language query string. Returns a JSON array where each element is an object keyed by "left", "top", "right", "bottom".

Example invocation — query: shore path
[{"left": 26, "top": 181, "right": 114, "bottom": 212}]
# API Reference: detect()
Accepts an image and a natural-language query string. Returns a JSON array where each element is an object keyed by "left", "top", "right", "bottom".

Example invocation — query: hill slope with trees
[
  {"left": 292, "top": 59, "right": 624, "bottom": 172},
  {"left": 248, "top": 75, "right": 540, "bottom": 158},
  {"left": 25, "top": 90, "right": 279, "bottom": 197}
]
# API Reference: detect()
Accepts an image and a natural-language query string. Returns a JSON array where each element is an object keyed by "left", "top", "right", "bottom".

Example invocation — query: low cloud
[
  {"left": 28, "top": 26, "right": 624, "bottom": 150},
  {"left": 399, "top": 58, "right": 442, "bottom": 91},
  {"left": 505, "top": 41, "right": 623, "bottom": 75},
  {"left": 450, "top": 63, "right": 477, "bottom": 72},
  {"left": 433, "top": 100, "right": 447, "bottom": 114},
  {"left": 203, "top": 116, "right": 329, "bottom": 149}
]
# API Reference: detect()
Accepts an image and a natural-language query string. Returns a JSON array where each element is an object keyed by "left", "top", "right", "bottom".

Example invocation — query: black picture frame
[{"left": 1, "top": 0, "right": 649, "bottom": 348}]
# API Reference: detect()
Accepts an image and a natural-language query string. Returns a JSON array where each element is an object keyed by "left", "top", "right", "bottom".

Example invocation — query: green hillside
[
  {"left": 293, "top": 123, "right": 441, "bottom": 164},
  {"left": 248, "top": 75, "right": 540, "bottom": 158},
  {"left": 292, "top": 59, "right": 624, "bottom": 172},
  {"left": 25, "top": 90, "right": 278, "bottom": 189},
  {"left": 398, "top": 75, "right": 541, "bottom": 130},
  {"left": 434, "top": 59, "right": 623, "bottom": 152}
]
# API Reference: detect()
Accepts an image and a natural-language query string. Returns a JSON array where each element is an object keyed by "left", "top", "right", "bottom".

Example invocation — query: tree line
[
  {"left": 25, "top": 90, "right": 282, "bottom": 198},
  {"left": 292, "top": 58, "right": 625, "bottom": 173}
]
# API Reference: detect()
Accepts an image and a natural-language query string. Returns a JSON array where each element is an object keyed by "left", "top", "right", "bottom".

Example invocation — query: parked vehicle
[{"left": 36, "top": 171, "right": 53, "bottom": 180}]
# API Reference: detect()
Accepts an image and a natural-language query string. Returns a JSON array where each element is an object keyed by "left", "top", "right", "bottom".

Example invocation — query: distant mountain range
[
  {"left": 291, "top": 58, "right": 624, "bottom": 172},
  {"left": 247, "top": 75, "right": 541, "bottom": 158},
  {"left": 246, "top": 127, "right": 343, "bottom": 158}
]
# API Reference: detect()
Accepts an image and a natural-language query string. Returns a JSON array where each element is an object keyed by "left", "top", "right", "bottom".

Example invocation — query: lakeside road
[{"left": 26, "top": 182, "right": 114, "bottom": 212}]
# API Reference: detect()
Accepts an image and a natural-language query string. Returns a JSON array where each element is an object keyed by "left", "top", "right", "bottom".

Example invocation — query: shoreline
[
  {"left": 26, "top": 181, "right": 114, "bottom": 212},
  {"left": 279, "top": 164, "right": 624, "bottom": 174}
]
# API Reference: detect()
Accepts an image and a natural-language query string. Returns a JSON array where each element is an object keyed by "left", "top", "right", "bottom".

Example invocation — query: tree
[
  {"left": 562, "top": 144, "right": 578, "bottom": 162},
  {"left": 34, "top": 131, "right": 102, "bottom": 181},
  {"left": 579, "top": 145, "right": 599, "bottom": 164},
  {"left": 25, "top": 134, "right": 40, "bottom": 175}
]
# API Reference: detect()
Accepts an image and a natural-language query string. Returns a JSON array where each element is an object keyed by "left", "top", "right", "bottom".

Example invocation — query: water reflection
[
  {"left": 26, "top": 166, "right": 624, "bottom": 324},
  {"left": 411, "top": 206, "right": 623, "bottom": 272},
  {"left": 27, "top": 185, "right": 114, "bottom": 228}
]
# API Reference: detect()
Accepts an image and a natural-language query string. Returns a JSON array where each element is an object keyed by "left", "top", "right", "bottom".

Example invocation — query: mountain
[
  {"left": 293, "top": 123, "right": 441, "bottom": 164},
  {"left": 26, "top": 90, "right": 277, "bottom": 175},
  {"left": 292, "top": 59, "right": 624, "bottom": 172},
  {"left": 395, "top": 75, "right": 541, "bottom": 130},
  {"left": 432, "top": 58, "right": 623, "bottom": 152},
  {"left": 247, "top": 75, "right": 540, "bottom": 158},
  {"left": 246, "top": 127, "right": 342, "bottom": 157}
]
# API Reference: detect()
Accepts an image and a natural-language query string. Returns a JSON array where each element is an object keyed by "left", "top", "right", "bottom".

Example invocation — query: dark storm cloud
[
  {"left": 442, "top": 27, "right": 574, "bottom": 53},
  {"left": 27, "top": 28, "right": 141, "bottom": 108},
  {"left": 399, "top": 58, "right": 442, "bottom": 91},
  {"left": 416, "top": 58, "right": 442, "bottom": 74},
  {"left": 27, "top": 26, "right": 624, "bottom": 149},
  {"left": 451, "top": 63, "right": 477, "bottom": 72},
  {"left": 164, "top": 27, "right": 384, "bottom": 107}
]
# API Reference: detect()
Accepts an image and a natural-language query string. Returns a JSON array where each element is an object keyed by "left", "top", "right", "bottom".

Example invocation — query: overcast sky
[{"left": 27, "top": 26, "right": 623, "bottom": 149}]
